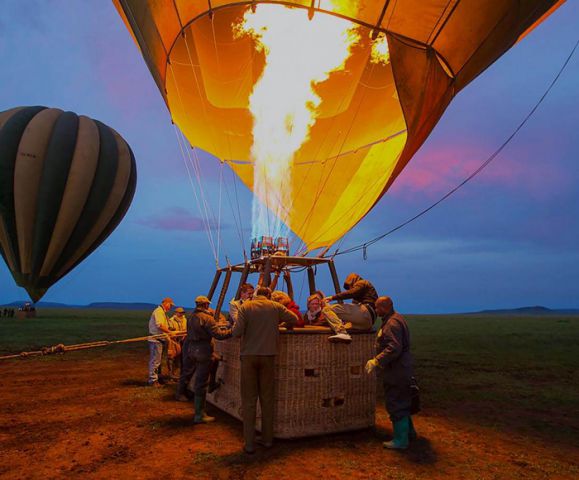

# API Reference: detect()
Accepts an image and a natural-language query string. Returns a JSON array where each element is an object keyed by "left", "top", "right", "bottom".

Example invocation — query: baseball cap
[
  {"left": 162, "top": 297, "right": 175, "bottom": 306},
  {"left": 195, "top": 295, "right": 211, "bottom": 304},
  {"left": 175, "top": 307, "right": 185, "bottom": 313}
]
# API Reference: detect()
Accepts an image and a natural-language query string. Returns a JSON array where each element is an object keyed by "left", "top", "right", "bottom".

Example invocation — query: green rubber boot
[
  {"left": 194, "top": 393, "right": 215, "bottom": 424},
  {"left": 383, "top": 416, "right": 410, "bottom": 450},
  {"left": 409, "top": 416, "right": 417, "bottom": 441}
]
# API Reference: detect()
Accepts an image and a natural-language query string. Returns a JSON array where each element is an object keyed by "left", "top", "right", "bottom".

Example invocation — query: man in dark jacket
[
  {"left": 365, "top": 296, "right": 417, "bottom": 449},
  {"left": 325, "top": 273, "right": 378, "bottom": 333},
  {"left": 176, "top": 295, "right": 232, "bottom": 423},
  {"left": 328, "top": 272, "right": 378, "bottom": 307},
  {"left": 232, "top": 287, "right": 298, "bottom": 454}
]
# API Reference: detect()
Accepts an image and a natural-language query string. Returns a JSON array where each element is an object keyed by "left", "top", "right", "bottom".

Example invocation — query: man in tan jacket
[{"left": 232, "top": 287, "right": 297, "bottom": 454}]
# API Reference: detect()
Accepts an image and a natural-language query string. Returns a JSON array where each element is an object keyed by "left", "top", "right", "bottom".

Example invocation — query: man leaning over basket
[{"left": 232, "top": 286, "right": 298, "bottom": 454}]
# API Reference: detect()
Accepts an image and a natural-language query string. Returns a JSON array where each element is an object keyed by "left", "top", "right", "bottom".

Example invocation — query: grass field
[{"left": 1, "top": 309, "right": 578, "bottom": 445}]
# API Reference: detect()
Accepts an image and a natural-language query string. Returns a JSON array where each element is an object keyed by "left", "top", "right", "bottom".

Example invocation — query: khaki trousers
[{"left": 240, "top": 355, "right": 275, "bottom": 448}]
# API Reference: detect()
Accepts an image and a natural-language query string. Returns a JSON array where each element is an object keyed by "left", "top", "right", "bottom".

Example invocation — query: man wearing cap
[
  {"left": 148, "top": 297, "right": 175, "bottom": 387},
  {"left": 166, "top": 307, "right": 188, "bottom": 381},
  {"left": 177, "top": 295, "right": 233, "bottom": 423}
]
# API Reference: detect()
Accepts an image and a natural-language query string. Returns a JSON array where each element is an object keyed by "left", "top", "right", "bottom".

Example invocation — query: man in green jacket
[{"left": 232, "top": 287, "right": 297, "bottom": 454}]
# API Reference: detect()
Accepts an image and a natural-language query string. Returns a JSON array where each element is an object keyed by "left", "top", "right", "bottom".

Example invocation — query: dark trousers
[
  {"left": 178, "top": 342, "right": 212, "bottom": 396},
  {"left": 383, "top": 379, "right": 412, "bottom": 421},
  {"left": 240, "top": 355, "right": 275, "bottom": 448}
]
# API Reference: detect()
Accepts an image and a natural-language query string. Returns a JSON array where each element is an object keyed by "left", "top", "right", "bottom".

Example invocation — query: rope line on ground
[{"left": 0, "top": 332, "right": 186, "bottom": 362}]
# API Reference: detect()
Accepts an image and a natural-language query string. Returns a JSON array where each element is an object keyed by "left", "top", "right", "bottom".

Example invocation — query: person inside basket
[
  {"left": 365, "top": 296, "right": 418, "bottom": 450},
  {"left": 304, "top": 294, "right": 352, "bottom": 344},
  {"left": 271, "top": 290, "right": 304, "bottom": 327},
  {"left": 147, "top": 297, "right": 174, "bottom": 387},
  {"left": 232, "top": 286, "right": 298, "bottom": 454},
  {"left": 176, "top": 296, "right": 232, "bottom": 423},
  {"left": 324, "top": 273, "right": 378, "bottom": 331},
  {"left": 228, "top": 283, "right": 254, "bottom": 324}
]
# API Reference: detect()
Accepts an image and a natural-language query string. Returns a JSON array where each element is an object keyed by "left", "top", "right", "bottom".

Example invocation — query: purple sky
[{"left": 0, "top": 1, "right": 578, "bottom": 313}]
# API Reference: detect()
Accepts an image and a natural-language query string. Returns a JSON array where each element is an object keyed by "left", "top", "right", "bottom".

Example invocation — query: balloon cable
[{"left": 335, "top": 36, "right": 579, "bottom": 259}]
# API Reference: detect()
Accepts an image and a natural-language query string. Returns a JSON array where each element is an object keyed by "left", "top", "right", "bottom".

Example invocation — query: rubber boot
[
  {"left": 175, "top": 380, "right": 189, "bottom": 402},
  {"left": 194, "top": 393, "right": 215, "bottom": 424},
  {"left": 383, "top": 416, "right": 410, "bottom": 450},
  {"left": 409, "top": 416, "right": 417, "bottom": 441}
]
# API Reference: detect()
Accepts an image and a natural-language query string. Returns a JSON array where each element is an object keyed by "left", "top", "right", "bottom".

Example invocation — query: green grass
[
  {"left": 0, "top": 308, "right": 150, "bottom": 354},
  {"left": 407, "top": 314, "right": 579, "bottom": 442}
]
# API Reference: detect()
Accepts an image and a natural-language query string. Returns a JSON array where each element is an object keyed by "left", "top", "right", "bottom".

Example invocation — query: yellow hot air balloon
[{"left": 114, "top": 0, "right": 563, "bottom": 252}]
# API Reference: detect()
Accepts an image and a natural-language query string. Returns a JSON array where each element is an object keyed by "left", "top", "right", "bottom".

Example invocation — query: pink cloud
[
  {"left": 389, "top": 138, "right": 568, "bottom": 201},
  {"left": 136, "top": 207, "right": 221, "bottom": 232}
]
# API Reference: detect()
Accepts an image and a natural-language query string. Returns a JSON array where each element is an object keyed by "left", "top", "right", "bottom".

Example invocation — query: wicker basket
[{"left": 207, "top": 328, "right": 376, "bottom": 438}]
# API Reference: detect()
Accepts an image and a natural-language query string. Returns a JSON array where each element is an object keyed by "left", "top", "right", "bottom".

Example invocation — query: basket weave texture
[{"left": 207, "top": 329, "right": 376, "bottom": 438}]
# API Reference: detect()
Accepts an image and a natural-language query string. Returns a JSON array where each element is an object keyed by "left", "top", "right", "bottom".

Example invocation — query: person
[
  {"left": 228, "top": 283, "right": 254, "bottom": 324},
  {"left": 232, "top": 286, "right": 298, "bottom": 454},
  {"left": 365, "top": 296, "right": 417, "bottom": 449},
  {"left": 304, "top": 294, "right": 351, "bottom": 343},
  {"left": 148, "top": 297, "right": 174, "bottom": 387},
  {"left": 325, "top": 273, "right": 378, "bottom": 331},
  {"left": 271, "top": 290, "right": 304, "bottom": 327},
  {"left": 166, "top": 307, "right": 187, "bottom": 381},
  {"left": 176, "top": 296, "right": 232, "bottom": 423}
]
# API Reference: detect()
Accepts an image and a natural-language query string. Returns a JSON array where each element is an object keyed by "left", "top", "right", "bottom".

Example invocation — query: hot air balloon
[
  {"left": 0, "top": 106, "right": 137, "bottom": 302},
  {"left": 113, "top": 0, "right": 563, "bottom": 253}
]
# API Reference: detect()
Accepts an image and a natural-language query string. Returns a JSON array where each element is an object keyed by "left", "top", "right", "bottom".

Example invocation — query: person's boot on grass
[
  {"left": 194, "top": 393, "right": 215, "bottom": 423},
  {"left": 383, "top": 416, "right": 410, "bottom": 450}
]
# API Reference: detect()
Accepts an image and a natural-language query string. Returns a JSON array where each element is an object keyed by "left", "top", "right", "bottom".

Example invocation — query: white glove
[{"left": 365, "top": 358, "right": 378, "bottom": 374}]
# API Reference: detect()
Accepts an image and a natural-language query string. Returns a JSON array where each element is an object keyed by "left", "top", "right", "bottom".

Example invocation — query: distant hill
[
  {"left": 3, "top": 300, "right": 82, "bottom": 308},
  {"left": 475, "top": 306, "right": 579, "bottom": 315},
  {"left": 87, "top": 302, "right": 158, "bottom": 310},
  {"left": 1, "top": 301, "right": 191, "bottom": 310}
]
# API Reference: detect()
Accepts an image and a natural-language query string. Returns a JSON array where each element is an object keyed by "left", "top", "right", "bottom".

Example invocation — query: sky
[{"left": 0, "top": 1, "right": 578, "bottom": 313}]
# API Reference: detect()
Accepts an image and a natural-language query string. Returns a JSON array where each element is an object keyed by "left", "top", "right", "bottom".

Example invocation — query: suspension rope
[
  {"left": 173, "top": 125, "right": 218, "bottom": 262},
  {"left": 335, "top": 37, "right": 579, "bottom": 258},
  {"left": 216, "top": 162, "right": 223, "bottom": 262},
  {"left": 189, "top": 145, "right": 222, "bottom": 266},
  {"left": 223, "top": 165, "right": 247, "bottom": 256},
  {"left": 230, "top": 166, "right": 247, "bottom": 257}
]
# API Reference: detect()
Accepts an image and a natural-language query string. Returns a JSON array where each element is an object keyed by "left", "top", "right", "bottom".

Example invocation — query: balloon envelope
[
  {"left": 114, "top": 0, "right": 563, "bottom": 251},
  {"left": 0, "top": 106, "right": 137, "bottom": 301}
]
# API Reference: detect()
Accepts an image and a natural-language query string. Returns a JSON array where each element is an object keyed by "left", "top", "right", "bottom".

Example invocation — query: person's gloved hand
[{"left": 365, "top": 358, "right": 379, "bottom": 374}]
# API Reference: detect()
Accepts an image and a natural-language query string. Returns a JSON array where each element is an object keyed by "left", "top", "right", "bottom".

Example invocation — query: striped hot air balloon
[{"left": 0, "top": 106, "right": 137, "bottom": 302}]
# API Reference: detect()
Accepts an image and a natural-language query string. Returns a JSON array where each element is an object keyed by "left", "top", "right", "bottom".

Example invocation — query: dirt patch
[{"left": 0, "top": 347, "right": 577, "bottom": 480}]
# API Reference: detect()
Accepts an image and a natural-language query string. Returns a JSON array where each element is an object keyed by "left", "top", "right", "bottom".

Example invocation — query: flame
[
  {"left": 371, "top": 34, "right": 390, "bottom": 65},
  {"left": 235, "top": 3, "right": 360, "bottom": 240}
]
